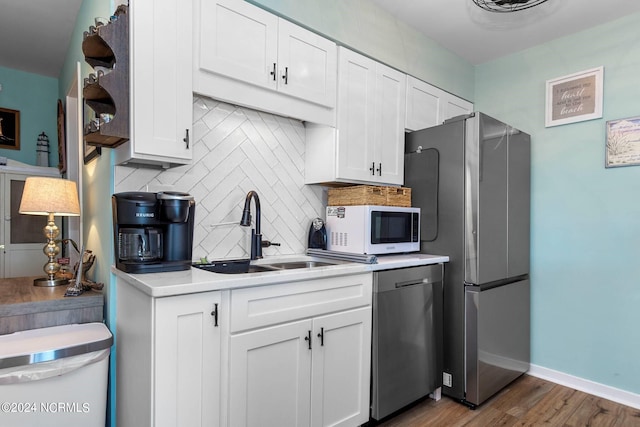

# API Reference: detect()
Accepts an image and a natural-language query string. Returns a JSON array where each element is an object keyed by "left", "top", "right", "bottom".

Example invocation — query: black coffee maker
[{"left": 112, "top": 191, "right": 195, "bottom": 273}]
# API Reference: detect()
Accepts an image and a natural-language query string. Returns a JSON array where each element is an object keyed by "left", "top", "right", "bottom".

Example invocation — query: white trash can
[{"left": 0, "top": 323, "right": 112, "bottom": 427}]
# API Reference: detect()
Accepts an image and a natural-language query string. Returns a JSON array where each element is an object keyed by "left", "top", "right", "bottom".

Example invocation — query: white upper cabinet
[
  {"left": 195, "top": 0, "right": 337, "bottom": 125},
  {"left": 405, "top": 76, "right": 442, "bottom": 130},
  {"left": 199, "top": 0, "right": 278, "bottom": 91},
  {"left": 115, "top": 0, "right": 193, "bottom": 167},
  {"left": 306, "top": 47, "right": 406, "bottom": 186},
  {"left": 333, "top": 48, "right": 376, "bottom": 183},
  {"left": 443, "top": 94, "right": 474, "bottom": 121},
  {"left": 405, "top": 75, "right": 473, "bottom": 132},
  {"left": 374, "top": 63, "right": 407, "bottom": 184},
  {"left": 277, "top": 19, "right": 337, "bottom": 108}
]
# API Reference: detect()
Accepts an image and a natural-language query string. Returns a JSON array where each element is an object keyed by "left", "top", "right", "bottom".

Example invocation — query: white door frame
[{"left": 64, "top": 62, "right": 84, "bottom": 266}]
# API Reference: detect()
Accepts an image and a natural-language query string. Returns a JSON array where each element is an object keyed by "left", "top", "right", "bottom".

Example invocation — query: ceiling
[
  {"left": 370, "top": 0, "right": 640, "bottom": 64},
  {"left": 1, "top": 0, "right": 640, "bottom": 78},
  {"left": 0, "top": 0, "right": 84, "bottom": 78}
]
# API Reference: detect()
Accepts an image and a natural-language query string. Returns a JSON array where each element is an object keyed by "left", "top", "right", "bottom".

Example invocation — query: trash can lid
[{"left": 0, "top": 323, "right": 113, "bottom": 369}]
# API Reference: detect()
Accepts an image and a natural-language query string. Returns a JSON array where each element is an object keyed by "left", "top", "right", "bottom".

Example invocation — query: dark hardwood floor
[{"left": 376, "top": 375, "right": 640, "bottom": 426}]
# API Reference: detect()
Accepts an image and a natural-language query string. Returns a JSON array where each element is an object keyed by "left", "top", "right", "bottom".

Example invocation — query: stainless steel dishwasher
[{"left": 371, "top": 264, "right": 444, "bottom": 420}]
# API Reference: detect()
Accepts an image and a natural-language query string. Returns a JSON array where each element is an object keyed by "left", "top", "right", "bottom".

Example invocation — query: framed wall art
[
  {"left": 0, "top": 107, "right": 20, "bottom": 150},
  {"left": 605, "top": 116, "right": 640, "bottom": 168},
  {"left": 545, "top": 66, "right": 603, "bottom": 127}
]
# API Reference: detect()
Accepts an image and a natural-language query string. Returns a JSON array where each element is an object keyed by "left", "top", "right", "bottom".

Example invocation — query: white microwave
[{"left": 325, "top": 205, "right": 420, "bottom": 255}]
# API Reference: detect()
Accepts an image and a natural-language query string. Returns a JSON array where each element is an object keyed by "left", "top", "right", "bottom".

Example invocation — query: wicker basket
[
  {"left": 327, "top": 185, "right": 411, "bottom": 207},
  {"left": 385, "top": 187, "right": 412, "bottom": 207}
]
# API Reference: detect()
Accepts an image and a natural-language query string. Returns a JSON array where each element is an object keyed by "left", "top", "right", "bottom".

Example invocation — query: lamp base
[{"left": 33, "top": 277, "right": 70, "bottom": 287}]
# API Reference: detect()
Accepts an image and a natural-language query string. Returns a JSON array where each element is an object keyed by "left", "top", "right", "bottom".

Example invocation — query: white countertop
[{"left": 112, "top": 253, "right": 449, "bottom": 298}]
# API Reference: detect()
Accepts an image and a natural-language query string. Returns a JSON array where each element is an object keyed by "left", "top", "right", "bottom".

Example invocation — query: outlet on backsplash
[{"left": 145, "top": 184, "right": 175, "bottom": 193}]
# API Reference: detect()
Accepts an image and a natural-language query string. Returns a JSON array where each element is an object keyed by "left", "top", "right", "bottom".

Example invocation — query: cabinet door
[
  {"left": 311, "top": 307, "right": 372, "bottom": 427},
  {"left": 277, "top": 19, "right": 336, "bottom": 108},
  {"left": 336, "top": 48, "right": 376, "bottom": 182},
  {"left": 405, "top": 76, "right": 473, "bottom": 131},
  {"left": 199, "top": 0, "right": 278, "bottom": 91},
  {"left": 129, "top": 0, "right": 192, "bottom": 163},
  {"left": 374, "top": 64, "right": 406, "bottom": 185},
  {"left": 155, "top": 292, "right": 221, "bottom": 427},
  {"left": 405, "top": 76, "right": 444, "bottom": 131},
  {"left": 442, "top": 93, "right": 473, "bottom": 121},
  {"left": 229, "top": 320, "right": 312, "bottom": 427}
]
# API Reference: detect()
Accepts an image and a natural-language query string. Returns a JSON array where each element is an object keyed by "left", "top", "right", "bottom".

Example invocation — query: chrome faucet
[{"left": 240, "top": 190, "right": 263, "bottom": 260}]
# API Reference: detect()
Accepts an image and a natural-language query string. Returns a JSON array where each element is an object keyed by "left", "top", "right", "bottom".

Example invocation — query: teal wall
[
  {"left": 249, "top": 0, "right": 475, "bottom": 101},
  {"left": 0, "top": 66, "right": 58, "bottom": 166},
  {"left": 475, "top": 13, "right": 640, "bottom": 393},
  {"left": 59, "top": 0, "right": 116, "bottom": 425}
]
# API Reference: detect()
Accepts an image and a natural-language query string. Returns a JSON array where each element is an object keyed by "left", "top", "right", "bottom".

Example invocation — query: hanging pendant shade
[{"left": 472, "top": 0, "right": 550, "bottom": 12}]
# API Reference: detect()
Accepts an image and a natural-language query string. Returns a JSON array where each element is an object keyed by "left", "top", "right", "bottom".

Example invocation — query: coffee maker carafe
[{"left": 112, "top": 191, "right": 195, "bottom": 273}]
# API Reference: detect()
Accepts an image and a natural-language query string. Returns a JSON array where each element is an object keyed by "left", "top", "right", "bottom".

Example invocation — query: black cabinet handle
[
  {"left": 183, "top": 129, "right": 190, "bottom": 149},
  {"left": 369, "top": 162, "right": 375, "bottom": 175},
  {"left": 304, "top": 330, "right": 312, "bottom": 350},
  {"left": 317, "top": 327, "right": 324, "bottom": 346},
  {"left": 210, "top": 303, "right": 218, "bottom": 327},
  {"left": 270, "top": 63, "right": 276, "bottom": 81},
  {"left": 282, "top": 67, "right": 288, "bottom": 84},
  {"left": 376, "top": 162, "right": 382, "bottom": 176}
]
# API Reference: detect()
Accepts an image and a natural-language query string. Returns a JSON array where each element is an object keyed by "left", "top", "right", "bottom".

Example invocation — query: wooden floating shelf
[
  {"left": 82, "top": 5, "right": 129, "bottom": 149},
  {"left": 85, "top": 130, "right": 128, "bottom": 148}
]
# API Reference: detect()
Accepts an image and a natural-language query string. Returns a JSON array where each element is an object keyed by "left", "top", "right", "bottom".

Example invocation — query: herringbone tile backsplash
[{"left": 114, "top": 96, "right": 327, "bottom": 260}]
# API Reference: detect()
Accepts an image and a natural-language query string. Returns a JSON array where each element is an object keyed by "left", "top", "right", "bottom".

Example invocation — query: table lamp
[{"left": 18, "top": 177, "right": 81, "bottom": 286}]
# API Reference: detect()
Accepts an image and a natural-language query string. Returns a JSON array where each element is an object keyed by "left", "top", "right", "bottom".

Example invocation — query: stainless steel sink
[
  {"left": 193, "top": 259, "right": 338, "bottom": 274},
  {"left": 259, "top": 261, "right": 336, "bottom": 270}
]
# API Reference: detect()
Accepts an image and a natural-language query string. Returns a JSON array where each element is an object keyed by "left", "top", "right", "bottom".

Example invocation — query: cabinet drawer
[{"left": 230, "top": 273, "right": 372, "bottom": 333}]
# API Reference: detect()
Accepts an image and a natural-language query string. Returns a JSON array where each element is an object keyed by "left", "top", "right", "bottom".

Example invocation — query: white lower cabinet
[
  {"left": 116, "top": 283, "right": 222, "bottom": 427},
  {"left": 228, "top": 272, "right": 373, "bottom": 427},
  {"left": 229, "top": 307, "right": 371, "bottom": 427},
  {"left": 229, "top": 319, "right": 312, "bottom": 427},
  {"left": 310, "top": 308, "right": 372, "bottom": 427},
  {"left": 117, "top": 272, "right": 372, "bottom": 427},
  {"left": 155, "top": 293, "right": 221, "bottom": 427}
]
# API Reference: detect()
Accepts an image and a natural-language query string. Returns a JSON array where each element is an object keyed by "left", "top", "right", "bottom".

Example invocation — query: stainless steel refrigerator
[{"left": 404, "top": 112, "right": 530, "bottom": 408}]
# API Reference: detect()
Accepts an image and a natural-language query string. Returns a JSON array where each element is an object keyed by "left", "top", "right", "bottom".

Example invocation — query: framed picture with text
[
  {"left": 545, "top": 66, "right": 603, "bottom": 127},
  {"left": 0, "top": 107, "right": 20, "bottom": 150},
  {"left": 606, "top": 116, "right": 640, "bottom": 168}
]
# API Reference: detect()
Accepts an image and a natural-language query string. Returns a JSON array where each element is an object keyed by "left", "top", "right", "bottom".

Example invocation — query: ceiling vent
[{"left": 472, "top": 0, "right": 550, "bottom": 12}]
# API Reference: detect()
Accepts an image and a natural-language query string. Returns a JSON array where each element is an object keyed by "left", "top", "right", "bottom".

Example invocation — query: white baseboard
[{"left": 527, "top": 364, "right": 640, "bottom": 410}]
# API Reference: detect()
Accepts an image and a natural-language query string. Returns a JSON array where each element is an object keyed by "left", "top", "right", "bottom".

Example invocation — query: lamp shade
[{"left": 19, "top": 177, "right": 81, "bottom": 216}]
